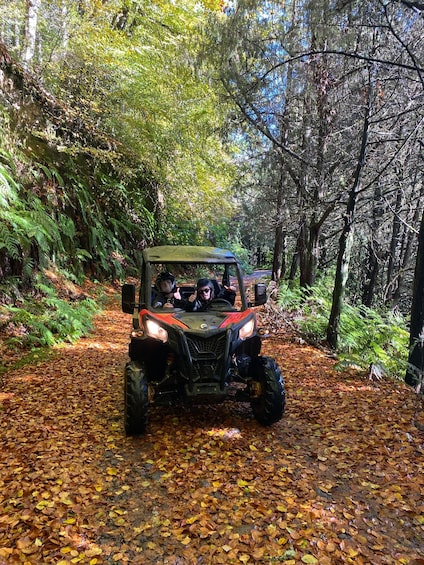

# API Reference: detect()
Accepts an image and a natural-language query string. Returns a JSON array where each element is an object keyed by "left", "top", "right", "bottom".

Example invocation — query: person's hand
[
  {"left": 224, "top": 285, "right": 236, "bottom": 293},
  {"left": 188, "top": 290, "right": 197, "bottom": 303},
  {"left": 174, "top": 288, "right": 182, "bottom": 300}
]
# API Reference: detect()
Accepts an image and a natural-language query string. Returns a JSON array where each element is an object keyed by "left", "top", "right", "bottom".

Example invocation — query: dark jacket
[{"left": 152, "top": 292, "right": 186, "bottom": 309}]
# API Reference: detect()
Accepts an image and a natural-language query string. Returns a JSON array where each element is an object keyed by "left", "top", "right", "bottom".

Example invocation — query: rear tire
[
  {"left": 124, "top": 361, "right": 148, "bottom": 435},
  {"left": 250, "top": 356, "right": 286, "bottom": 425}
]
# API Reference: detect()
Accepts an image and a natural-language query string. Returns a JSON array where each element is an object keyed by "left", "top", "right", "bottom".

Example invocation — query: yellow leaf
[
  {"left": 301, "top": 555, "right": 318, "bottom": 564},
  {"left": 239, "top": 554, "right": 250, "bottom": 562},
  {"left": 64, "top": 518, "right": 76, "bottom": 525},
  {"left": 85, "top": 548, "right": 102, "bottom": 557},
  {"left": 267, "top": 524, "right": 277, "bottom": 536},
  {"left": 181, "top": 536, "right": 191, "bottom": 545},
  {"left": 107, "top": 468, "right": 118, "bottom": 476},
  {"left": 222, "top": 545, "right": 232, "bottom": 552},
  {"left": 115, "top": 518, "right": 126, "bottom": 526},
  {"left": 277, "top": 505, "right": 287, "bottom": 513},
  {"left": 186, "top": 516, "right": 199, "bottom": 524},
  {"left": 249, "top": 444, "right": 257, "bottom": 451},
  {"left": 95, "top": 484, "right": 102, "bottom": 492},
  {"left": 237, "top": 479, "right": 249, "bottom": 487}
]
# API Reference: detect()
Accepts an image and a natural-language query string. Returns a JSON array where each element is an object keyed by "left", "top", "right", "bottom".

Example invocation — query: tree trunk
[
  {"left": 385, "top": 180, "right": 403, "bottom": 303},
  {"left": 327, "top": 224, "right": 355, "bottom": 348},
  {"left": 405, "top": 209, "right": 424, "bottom": 388},
  {"left": 22, "top": 0, "right": 42, "bottom": 69},
  {"left": 327, "top": 65, "right": 374, "bottom": 349},
  {"left": 289, "top": 230, "right": 301, "bottom": 283},
  {"left": 362, "top": 183, "right": 384, "bottom": 307},
  {"left": 362, "top": 241, "right": 380, "bottom": 307},
  {"left": 272, "top": 221, "right": 284, "bottom": 282}
]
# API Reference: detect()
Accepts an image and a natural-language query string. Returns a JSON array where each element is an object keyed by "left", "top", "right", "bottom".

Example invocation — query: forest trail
[{"left": 0, "top": 292, "right": 423, "bottom": 565}]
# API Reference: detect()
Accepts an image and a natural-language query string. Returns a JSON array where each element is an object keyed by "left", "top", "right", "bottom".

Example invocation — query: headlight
[
  {"left": 145, "top": 319, "right": 168, "bottom": 343},
  {"left": 239, "top": 318, "right": 255, "bottom": 340}
]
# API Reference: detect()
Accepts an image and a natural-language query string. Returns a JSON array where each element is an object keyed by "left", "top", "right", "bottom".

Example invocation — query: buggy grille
[{"left": 186, "top": 333, "right": 227, "bottom": 360}]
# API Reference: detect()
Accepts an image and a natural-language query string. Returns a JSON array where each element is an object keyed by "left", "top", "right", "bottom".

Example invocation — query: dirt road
[{"left": 0, "top": 294, "right": 423, "bottom": 564}]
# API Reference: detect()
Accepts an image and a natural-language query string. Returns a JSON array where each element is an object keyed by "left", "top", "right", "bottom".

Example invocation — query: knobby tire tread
[
  {"left": 125, "top": 361, "right": 148, "bottom": 435},
  {"left": 250, "top": 356, "right": 286, "bottom": 425}
]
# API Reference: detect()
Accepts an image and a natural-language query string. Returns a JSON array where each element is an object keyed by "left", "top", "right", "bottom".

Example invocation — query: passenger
[
  {"left": 186, "top": 277, "right": 236, "bottom": 312},
  {"left": 152, "top": 272, "right": 185, "bottom": 309}
]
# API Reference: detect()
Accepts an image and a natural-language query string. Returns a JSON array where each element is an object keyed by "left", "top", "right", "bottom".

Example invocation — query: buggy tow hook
[{"left": 250, "top": 380, "right": 262, "bottom": 398}]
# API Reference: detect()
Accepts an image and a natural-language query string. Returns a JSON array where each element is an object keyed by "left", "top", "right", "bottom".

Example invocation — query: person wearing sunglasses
[{"left": 186, "top": 277, "right": 235, "bottom": 312}]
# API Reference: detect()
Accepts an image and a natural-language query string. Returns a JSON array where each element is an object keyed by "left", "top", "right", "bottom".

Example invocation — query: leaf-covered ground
[{"left": 0, "top": 296, "right": 423, "bottom": 565}]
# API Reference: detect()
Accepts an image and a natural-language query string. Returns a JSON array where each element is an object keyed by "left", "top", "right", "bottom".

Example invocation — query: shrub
[
  {"left": 2, "top": 276, "right": 97, "bottom": 349},
  {"left": 277, "top": 280, "right": 409, "bottom": 379}
]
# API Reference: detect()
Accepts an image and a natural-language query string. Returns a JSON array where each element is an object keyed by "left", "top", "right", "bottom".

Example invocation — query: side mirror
[
  {"left": 254, "top": 283, "right": 267, "bottom": 306},
  {"left": 122, "top": 283, "right": 136, "bottom": 314}
]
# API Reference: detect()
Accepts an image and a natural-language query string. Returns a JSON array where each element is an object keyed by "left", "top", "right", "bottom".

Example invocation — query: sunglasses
[{"left": 198, "top": 287, "right": 211, "bottom": 294}]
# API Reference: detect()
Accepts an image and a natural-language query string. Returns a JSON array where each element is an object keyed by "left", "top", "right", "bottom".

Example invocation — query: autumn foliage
[{"left": 0, "top": 298, "right": 423, "bottom": 564}]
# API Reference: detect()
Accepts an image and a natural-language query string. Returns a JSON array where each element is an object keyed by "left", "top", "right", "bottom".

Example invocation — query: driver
[{"left": 186, "top": 278, "right": 236, "bottom": 312}]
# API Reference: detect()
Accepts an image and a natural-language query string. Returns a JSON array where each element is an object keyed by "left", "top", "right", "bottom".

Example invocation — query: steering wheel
[{"left": 210, "top": 298, "right": 234, "bottom": 310}]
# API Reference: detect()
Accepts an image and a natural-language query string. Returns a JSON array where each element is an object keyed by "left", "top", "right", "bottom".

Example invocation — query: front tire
[
  {"left": 250, "top": 356, "right": 286, "bottom": 425},
  {"left": 124, "top": 361, "right": 148, "bottom": 435}
]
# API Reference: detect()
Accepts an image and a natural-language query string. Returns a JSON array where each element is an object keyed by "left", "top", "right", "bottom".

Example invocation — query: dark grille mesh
[{"left": 186, "top": 333, "right": 227, "bottom": 360}]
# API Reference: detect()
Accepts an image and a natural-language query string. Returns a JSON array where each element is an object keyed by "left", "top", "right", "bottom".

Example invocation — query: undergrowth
[
  {"left": 277, "top": 280, "right": 409, "bottom": 379},
  {"left": 0, "top": 273, "right": 98, "bottom": 351}
]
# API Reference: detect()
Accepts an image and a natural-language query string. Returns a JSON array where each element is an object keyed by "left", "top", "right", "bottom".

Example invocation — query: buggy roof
[{"left": 142, "top": 246, "right": 239, "bottom": 264}]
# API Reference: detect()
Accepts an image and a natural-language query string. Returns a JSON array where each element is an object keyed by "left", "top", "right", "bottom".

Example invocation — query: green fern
[
  {"left": 4, "top": 277, "right": 97, "bottom": 348},
  {"left": 277, "top": 279, "right": 409, "bottom": 379},
  {"left": 0, "top": 223, "right": 21, "bottom": 259}
]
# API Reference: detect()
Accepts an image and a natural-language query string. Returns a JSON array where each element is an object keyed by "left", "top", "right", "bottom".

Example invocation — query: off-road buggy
[{"left": 121, "top": 246, "right": 285, "bottom": 435}]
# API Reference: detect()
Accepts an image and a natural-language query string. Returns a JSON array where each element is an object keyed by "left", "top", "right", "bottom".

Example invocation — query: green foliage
[
  {"left": 226, "top": 239, "right": 253, "bottom": 273},
  {"left": 1, "top": 0, "right": 238, "bottom": 285},
  {"left": 44, "top": 0, "right": 236, "bottom": 243},
  {"left": 0, "top": 159, "right": 66, "bottom": 276},
  {"left": 2, "top": 276, "right": 97, "bottom": 349},
  {"left": 277, "top": 279, "right": 409, "bottom": 379}
]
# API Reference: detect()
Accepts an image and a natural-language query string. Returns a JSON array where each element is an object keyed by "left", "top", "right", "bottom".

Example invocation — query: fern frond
[{"left": 0, "top": 223, "right": 21, "bottom": 258}]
